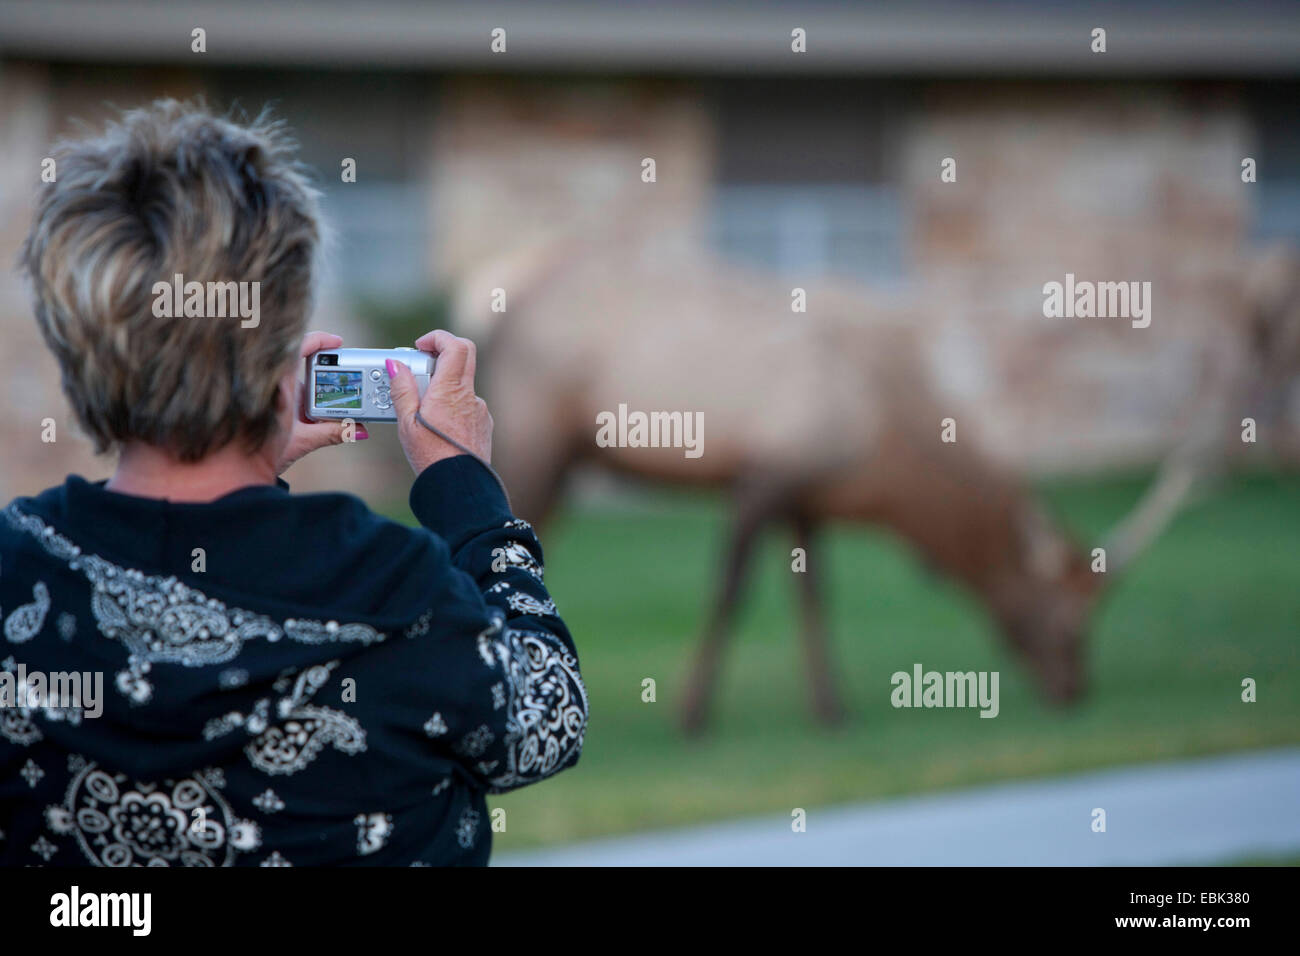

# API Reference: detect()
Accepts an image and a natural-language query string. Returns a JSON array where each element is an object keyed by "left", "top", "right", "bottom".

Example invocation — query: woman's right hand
[{"left": 387, "top": 330, "right": 494, "bottom": 475}]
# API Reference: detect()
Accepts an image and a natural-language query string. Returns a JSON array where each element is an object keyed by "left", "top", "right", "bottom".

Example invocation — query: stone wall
[
  {"left": 0, "top": 62, "right": 83, "bottom": 502},
  {"left": 430, "top": 77, "right": 1290, "bottom": 478},
  {"left": 901, "top": 82, "right": 1273, "bottom": 474},
  {"left": 429, "top": 77, "right": 714, "bottom": 280}
]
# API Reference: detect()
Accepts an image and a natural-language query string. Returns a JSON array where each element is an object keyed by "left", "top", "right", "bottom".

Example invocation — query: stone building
[{"left": 0, "top": 0, "right": 1297, "bottom": 502}]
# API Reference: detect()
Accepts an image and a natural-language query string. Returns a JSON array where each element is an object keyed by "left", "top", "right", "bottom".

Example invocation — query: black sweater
[{"left": 0, "top": 455, "right": 587, "bottom": 866}]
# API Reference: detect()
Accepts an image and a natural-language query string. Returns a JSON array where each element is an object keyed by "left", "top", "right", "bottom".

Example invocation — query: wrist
[
  {"left": 407, "top": 412, "right": 489, "bottom": 472},
  {"left": 409, "top": 454, "right": 513, "bottom": 545},
  {"left": 403, "top": 424, "right": 463, "bottom": 474},
  {"left": 406, "top": 443, "right": 461, "bottom": 475}
]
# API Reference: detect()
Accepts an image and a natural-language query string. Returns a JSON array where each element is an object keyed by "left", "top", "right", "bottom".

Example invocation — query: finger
[
  {"left": 416, "top": 328, "right": 477, "bottom": 382},
  {"left": 416, "top": 330, "right": 470, "bottom": 381},
  {"left": 301, "top": 420, "right": 367, "bottom": 453},
  {"left": 300, "top": 331, "right": 343, "bottom": 358},
  {"left": 419, "top": 331, "right": 474, "bottom": 387},
  {"left": 386, "top": 358, "right": 420, "bottom": 422},
  {"left": 459, "top": 336, "right": 477, "bottom": 385},
  {"left": 413, "top": 328, "right": 451, "bottom": 352}
]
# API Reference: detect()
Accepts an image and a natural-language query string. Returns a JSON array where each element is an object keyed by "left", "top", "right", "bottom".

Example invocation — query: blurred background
[{"left": 0, "top": 0, "right": 1297, "bottom": 864}]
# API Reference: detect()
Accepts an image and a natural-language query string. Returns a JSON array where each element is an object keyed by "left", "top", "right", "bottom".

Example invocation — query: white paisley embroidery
[
  {"left": 2, "top": 505, "right": 387, "bottom": 704},
  {"left": 505, "top": 591, "right": 558, "bottom": 617},
  {"left": 404, "top": 609, "right": 434, "bottom": 640},
  {"left": 252, "top": 789, "right": 285, "bottom": 814},
  {"left": 4, "top": 582, "right": 50, "bottom": 643},
  {"left": 354, "top": 812, "right": 393, "bottom": 856},
  {"left": 494, "top": 541, "right": 544, "bottom": 582},
  {"left": 0, "top": 708, "right": 42, "bottom": 746},
  {"left": 456, "top": 806, "right": 480, "bottom": 849},
  {"left": 32, "top": 835, "right": 57, "bottom": 862},
  {"left": 473, "top": 609, "right": 588, "bottom": 792},
  {"left": 455, "top": 724, "right": 494, "bottom": 758},
  {"left": 21, "top": 758, "right": 44, "bottom": 788},
  {"left": 205, "top": 662, "right": 365, "bottom": 776},
  {"left": 0, "top": 663, "right": 87, "bottom": 745},
  {"left": 1, "top": 658, "right": 41, "bottom": 744},
  {"left": 49, "top": 762, "right": 259, "bottom": 867},
  {"left": 423, "top": 712, "right": 448, "bottom": 737}
]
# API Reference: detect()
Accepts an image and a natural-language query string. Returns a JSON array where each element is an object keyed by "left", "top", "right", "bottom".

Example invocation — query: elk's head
[
  {"left": 991, "top": 465, "right": 1198, "bottom": 706},
  {"left": 988, "top": 503, "right": 1101, "bottom": 705},
  {"left": 993, "top": 245, "right": 1295, "bottom": 705}
]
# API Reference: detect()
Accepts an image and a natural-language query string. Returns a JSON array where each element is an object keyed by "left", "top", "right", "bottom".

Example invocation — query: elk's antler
[
  {"left": 1104, "top": 244, "right": 1300, "bottom": 574},
  {"left": 1103, "top": 455, "right": 1206, "bottom": 575}
]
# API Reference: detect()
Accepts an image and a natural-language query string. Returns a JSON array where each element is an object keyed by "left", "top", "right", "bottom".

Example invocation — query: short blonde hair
[{"left": 20, "top": 99, "right": 321, "bottom": 461}]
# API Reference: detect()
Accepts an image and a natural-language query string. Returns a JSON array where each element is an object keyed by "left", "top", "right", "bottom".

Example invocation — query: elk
[{"left": 453, "top": 234, "right": 1291, "bottom": 733}]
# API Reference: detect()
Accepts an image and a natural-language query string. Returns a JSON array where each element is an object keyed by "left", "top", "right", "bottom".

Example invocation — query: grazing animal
[{"left": 453, "top": 235, "right": 1291, "bottom": 733}]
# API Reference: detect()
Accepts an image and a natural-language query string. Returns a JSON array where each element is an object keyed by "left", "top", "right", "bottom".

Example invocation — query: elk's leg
[
  {"left": 792, "top": 514, "right": 846, "bottom": 726},
  {"left": 679, "top": 492, "right": 771, "bottom": 736}
]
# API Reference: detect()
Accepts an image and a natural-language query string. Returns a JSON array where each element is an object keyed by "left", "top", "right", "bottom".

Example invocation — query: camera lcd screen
[{"left": 314, "top": 369, "right": 363, "bottom": 410}]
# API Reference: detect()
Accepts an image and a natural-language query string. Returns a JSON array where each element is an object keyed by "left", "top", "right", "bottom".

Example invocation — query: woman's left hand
[{"left": 276, "top": 332, "right": 368, "bottom": 475}]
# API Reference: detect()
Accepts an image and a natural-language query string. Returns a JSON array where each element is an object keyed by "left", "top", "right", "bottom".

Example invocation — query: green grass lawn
[{"left": 392, "top": 471, "right": 1300, "bottom": 851}]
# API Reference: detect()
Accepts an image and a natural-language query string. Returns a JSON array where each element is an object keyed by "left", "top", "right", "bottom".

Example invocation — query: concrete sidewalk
[{"left": 495, "top": 747, "right": 1300, "bottom": 866}]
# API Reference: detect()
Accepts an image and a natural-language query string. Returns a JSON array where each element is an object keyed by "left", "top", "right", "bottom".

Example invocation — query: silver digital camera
[{"left": 305, "top": 347, "right": 433, "bottom": 423}]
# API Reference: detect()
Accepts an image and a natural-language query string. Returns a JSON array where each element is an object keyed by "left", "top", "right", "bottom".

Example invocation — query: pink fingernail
[
  {"left": 356, "top": 428, "right": 369, "bottom": 440},
  {"left": 385, "top": 359, "right": 398, "bottom": 378}
]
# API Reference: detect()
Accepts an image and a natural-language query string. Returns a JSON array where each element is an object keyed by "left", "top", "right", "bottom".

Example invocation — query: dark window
[
  {"left": 1249, "top": 82, "right": 1300, "bottom": 243},
  {"left": 211, "top": 70, "right": 436, "bottom": 301},
  {"left": 709, "top": 79, "right": 909, "bottom": 285}
]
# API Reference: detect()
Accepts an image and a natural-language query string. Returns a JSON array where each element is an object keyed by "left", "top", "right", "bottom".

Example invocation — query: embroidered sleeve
[
  {"left": 406, "top": 458, "right": 588, "bottom": 793},
  {"left": 411, "top": 528, "right": 587, "bottom": 794}
]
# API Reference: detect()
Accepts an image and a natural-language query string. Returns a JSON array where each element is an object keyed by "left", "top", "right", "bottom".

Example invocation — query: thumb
[
  {"left": 386, "top": 358, "right": 420, "bottom": 421},
  {"left": 325, "top": 418, "right": 373, "bottom": 442},
  {"left": 299, "top": 420, "right": 356, "bottom": 451},
  {"left": 276, "top": 420, "right": 368, "bottom": 475}
]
